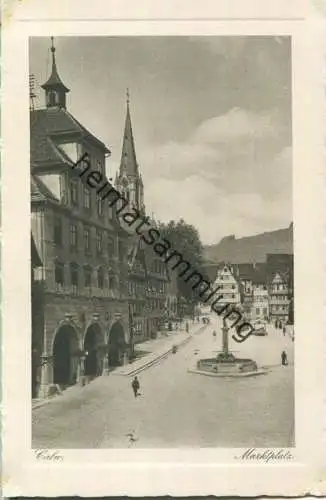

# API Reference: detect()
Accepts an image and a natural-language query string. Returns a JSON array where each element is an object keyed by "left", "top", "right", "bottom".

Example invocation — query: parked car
[{"left": 253, "top": 320, "right": 267, "bottom": 336}]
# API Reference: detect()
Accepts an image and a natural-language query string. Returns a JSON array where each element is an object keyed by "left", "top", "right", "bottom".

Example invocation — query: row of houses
[
  {"left": 31, "top": 40, "right": 178, "bottom": 398},
  {"left": 204, "top": 254, "right": 294, "bottom": 325}
]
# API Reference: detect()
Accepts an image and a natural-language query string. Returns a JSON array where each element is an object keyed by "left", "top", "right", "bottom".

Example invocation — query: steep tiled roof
[
  {"left": 233, "top": 263, "right": 255, "bottom": 280},
  {"left": 31, "top": 174, "right": 59, "bottom": 203},
  {"left": 266, "top": 253, "right": 294, "bottom": 286},
  {"left": 205, "top": 254, "right": 292, "bottom": 288},
  {"left": 203, "top": 262, "right": 225, "bottom": 283},
  {"left": 30, "top": 107, "right": 110, "bottom": 169},
  {"left": 252, "top": 262, "right": 267, "bottom": 285}
]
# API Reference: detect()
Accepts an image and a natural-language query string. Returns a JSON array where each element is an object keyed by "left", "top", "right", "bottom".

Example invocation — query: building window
[
  {"left": 108, "top": 201, "right": 113, "bottom": 219},
  {"left": 97, "top": 197, "right": 104, "bottom": 216},
  {"left": 84, "top": 265, "right": 92, "bottom": 288},
  {"left": 256, "top": 308, "right": 260, "bottom": 315},
  {"left": 108, "top": 274, "right": 116, "bottom": 290},
  {"left": 70, "top": 262, "right": 79, "bottom": 294},
  {"left": 119, "top": 241, "right": 125, "bottom": 261},
  {"left": 107, "top": 237, "right": 115, "bottom": 257},
  {"left": 96, "top": 230, "right": 102, "bottom": 255},
  {"left": 55, "top": 261, "right": 64, "bottom": 288},
  {"left": 54, "top": 216, "right": 63, "bottom": 246},
  {"left": 60, "top": 176, "right": 68, "bottom": 204},
  {"left": 70, "top": 180, "right": 78, "bottom": 206},
  {"left": 97, "top": 267, "right": 104, "bottom": 289},
  {"left": 69, "top": 223, "right": 78, "bottom": 249},
  {"left": 84, "top": 226, "right": 91, "bottom": 254},
  {"left": 84, "top": 186, "right": 91, "bottom": 209},
  {"left": 263, "top": 308, "right": 268, "bottom": 315},
  {"left": 232, "top": 294, "right": 235, "bottom": 299}
]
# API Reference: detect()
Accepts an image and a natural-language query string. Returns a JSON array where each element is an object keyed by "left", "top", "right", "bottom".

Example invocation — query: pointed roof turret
[
  {"left": 41, "top": 37, "right": 70, "bottom": 109},
  {"left": 120, "top": 88, "right": 138, "bottom": 177}
]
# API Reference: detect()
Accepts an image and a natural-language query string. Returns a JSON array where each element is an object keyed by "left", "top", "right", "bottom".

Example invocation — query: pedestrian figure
[
  {"left": 283, "top": 325, "right": 286, "bottom": 336},
  {"left": 131, "top": 376, "right": 140, "bottom": 397},
  {"left": 212, "top": 330, "right": 217, "bottom": 340},
  {"left": 186, "top": 321, "right": 189, "bottom": 333},
  {"left": 281, "top": 350, "right": 288, "bottom": 366},
  {"left": 126, "top": 430, "right": 138, "bottom": 447}
]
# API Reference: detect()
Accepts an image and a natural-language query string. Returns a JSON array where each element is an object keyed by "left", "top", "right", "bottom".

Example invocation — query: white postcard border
[{"left": 2, "top": 15, "right": 326, "bottom": 497}]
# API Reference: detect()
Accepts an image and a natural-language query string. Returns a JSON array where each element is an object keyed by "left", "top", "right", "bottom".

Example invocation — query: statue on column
[{"left": 222, "top": 318, "right": 229, "bottom": 355}]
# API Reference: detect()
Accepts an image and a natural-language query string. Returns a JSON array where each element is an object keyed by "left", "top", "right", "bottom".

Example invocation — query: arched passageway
[
  {"left": 108, "top": 322, "right": 126, "bottom": 369},
  {"left": 53, "top": 324, "right": 79, "bottom": 386},
  {"left": 83, "top": 323, "right": 104, "bottom": 377}
]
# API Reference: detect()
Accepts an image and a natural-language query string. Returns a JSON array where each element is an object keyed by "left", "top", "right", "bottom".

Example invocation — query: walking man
[
  {"left": 281, "top": 350, "right": 288, "bottom": 366},
  {"left": 131, "top": 376, "right": 140, "bottom": 398}
]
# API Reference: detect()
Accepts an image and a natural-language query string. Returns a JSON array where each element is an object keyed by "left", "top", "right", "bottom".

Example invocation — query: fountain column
[{"left": 222, "top": 318, "right": 229, "bottom": 355}]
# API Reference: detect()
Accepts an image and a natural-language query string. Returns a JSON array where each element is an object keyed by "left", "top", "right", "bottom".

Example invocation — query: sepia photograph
[{"left": 29, "top": 35, "right": 295, "bottom": 450}]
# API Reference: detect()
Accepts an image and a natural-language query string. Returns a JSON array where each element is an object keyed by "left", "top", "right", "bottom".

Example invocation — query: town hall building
[{"left": 31, "top": 39, "right": 131, "bottom": 397}]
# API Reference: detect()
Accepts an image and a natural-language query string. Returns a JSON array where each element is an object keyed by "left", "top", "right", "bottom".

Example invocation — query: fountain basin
[{"left": 191, "top": 352, "right": 267, "bottom": 378}]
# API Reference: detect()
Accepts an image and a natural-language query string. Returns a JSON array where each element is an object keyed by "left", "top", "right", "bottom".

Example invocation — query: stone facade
[
  {"left": 31, "top": 234, "right": 44, "bottom": 398},
  {"left": 213, "top": 264, "right": 241, "bottom": 308},
  {"left": 252, "top": 285, "right": 269, "bottom": 321},
  {"left": 269, "top": 272, "right": 290, "bottom": 325},
  {"left": 165, "top": 267, "right": 179, "bottom": 319},
  {"left": 31, "top": 41, "right": 131, "bottom": 397}
]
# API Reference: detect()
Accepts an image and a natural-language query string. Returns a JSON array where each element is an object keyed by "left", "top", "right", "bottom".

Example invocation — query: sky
[{"left": 29, "top": 36, "right": 292, "bottom": 245}]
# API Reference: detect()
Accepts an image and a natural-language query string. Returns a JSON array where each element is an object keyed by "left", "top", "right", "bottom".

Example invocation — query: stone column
[
  {"left": 38, "top": 355, "right": 52, "bottom": 398},
  {"left": 76, "top": 356, "right": 84, "bottom": 384},
  {"left": 103, "top": 352, "right": 110, "bottom": 375},
  {"left": 222, "top": 319, "right": 229, "bottom": 355}
]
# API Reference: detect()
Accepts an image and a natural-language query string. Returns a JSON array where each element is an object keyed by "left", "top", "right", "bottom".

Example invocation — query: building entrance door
[{"left": 53, "top": 324, "right": 79, "bottom": 386}]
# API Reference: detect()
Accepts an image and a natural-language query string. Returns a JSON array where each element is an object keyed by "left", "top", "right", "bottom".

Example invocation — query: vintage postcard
[{"left": 2, "top": 1, "right": 326, "bottom": 497}]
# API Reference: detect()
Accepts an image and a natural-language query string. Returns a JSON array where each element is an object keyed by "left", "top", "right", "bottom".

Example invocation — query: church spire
[
  {"left": 41, "top": 37, "right": 70, "bottom": 109},
  {"left": 120, "top": 88, "right": 138, "bottom": 177},
  {"left": 116, "top": 89, "right": 145, "bottom": 213}
]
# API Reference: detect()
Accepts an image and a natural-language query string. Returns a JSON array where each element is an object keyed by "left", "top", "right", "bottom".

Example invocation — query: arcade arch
[
  {"left": 108, "top": 321, "right": 126, "bottom": 369},
  {"left": 83, "top": 322, "right": 104, "bottom": 377},
  {"left": 52, "top": 324, "right": 79, "bottom": 387}
]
